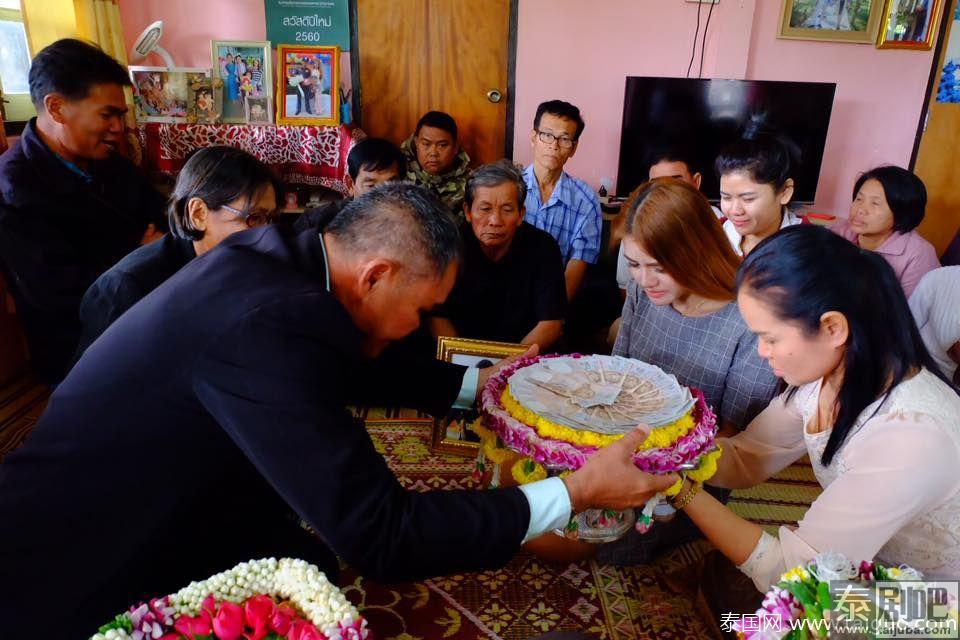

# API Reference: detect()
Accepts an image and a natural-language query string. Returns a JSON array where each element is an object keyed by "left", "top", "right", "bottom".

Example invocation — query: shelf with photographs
[{"left": 134, "top": 122, "right": 365, "bottom": 195}]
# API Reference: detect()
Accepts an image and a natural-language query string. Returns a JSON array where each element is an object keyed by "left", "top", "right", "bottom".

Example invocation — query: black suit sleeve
[
  {"left": 534, "top": 235, "right": 568, "bottom": 321},
  {"left": 74, "top": 270, "right": 145, "bottom": 361},
  {"left": 345, "top": 348, "right": 467, "bottom": 416},
  {"left": 0, "top": 202, "right": 104, "bottom": 317},
  {"left": 192, "top": 293, "right": 528, "bottom": 582}
]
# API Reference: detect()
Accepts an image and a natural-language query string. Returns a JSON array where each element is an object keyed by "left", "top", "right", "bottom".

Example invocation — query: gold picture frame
[
  {"left": 778, "top": 0, "right": 885, "bottom": 43},
  {"left": 431, "top": 337, "right": 528, "bottom": 457},
  {"left": 276, "top": 44, "right": 340, "bottom": 126},
  {"left": 186, "top": 76, "right": 223, "bottom": 124},
  {"left": 877, "top": 0, "right": 944, "bottom": 49}
]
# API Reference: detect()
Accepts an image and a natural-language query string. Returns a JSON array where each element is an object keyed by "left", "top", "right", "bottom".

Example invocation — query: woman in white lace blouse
[{"left": 657, "top": 225, "right": 960, "bottom": 591}]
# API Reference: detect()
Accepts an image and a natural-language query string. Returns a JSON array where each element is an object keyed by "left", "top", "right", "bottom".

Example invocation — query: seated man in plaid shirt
[{"left": 522, "top": 100, "right": 602, "bottom": 303}]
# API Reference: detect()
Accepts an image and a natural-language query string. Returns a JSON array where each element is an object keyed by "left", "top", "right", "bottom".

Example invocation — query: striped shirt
[{"left": 522, "top": 165, "right": 601, "bottom": 264}]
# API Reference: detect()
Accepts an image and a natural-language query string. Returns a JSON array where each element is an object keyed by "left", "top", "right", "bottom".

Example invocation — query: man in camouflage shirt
[{"left": 401, "top": 110, "right": 471, "bottom": 220}]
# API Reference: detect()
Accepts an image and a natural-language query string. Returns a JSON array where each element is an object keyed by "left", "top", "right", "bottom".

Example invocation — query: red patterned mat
[
  {"left": 0, "top": 374, "right": 48, "bottom": 461},
  {"left": 345, "top": 419, "right": 718, "bottom": 640}
]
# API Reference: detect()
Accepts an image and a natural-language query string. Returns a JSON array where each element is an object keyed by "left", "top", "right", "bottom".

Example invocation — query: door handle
[{"left": 486, "top": 89, "right": 503, "bottom": 103}]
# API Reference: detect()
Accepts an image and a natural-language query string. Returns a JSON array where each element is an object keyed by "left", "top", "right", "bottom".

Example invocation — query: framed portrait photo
[
  {"left": 244, "top": 95, "right": 273, "bottom": 124},
  {"left": 877, "top": 0, "right": 944, "bottom": 49},
  {"left": 187, "top": 76, "right": 222, "bottom": 124},
  {"left": 211, "top": 40, "right": 272, "bottom": 124},
  {"left": 431, "top": 337, "right": 527, "bottom": 457},
  {"left": 130, "top": 67, "right": 209, "bottom": 124},
  {"left": 276, "top": 44, "right": 340, "bottom": 126},
  {"left": 779, "top": 0, "right": 885, "bottom": 43}
]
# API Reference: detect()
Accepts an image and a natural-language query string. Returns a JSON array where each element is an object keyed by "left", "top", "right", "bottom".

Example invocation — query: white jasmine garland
[
  {"left": 91, "top": 630, "right": 132, "bottom": 640},
  {"left": 166, "top": 557, "right": 361, "bottom": 631}
]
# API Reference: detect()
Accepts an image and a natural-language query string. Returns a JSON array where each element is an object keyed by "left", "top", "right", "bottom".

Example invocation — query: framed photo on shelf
[
  {"left": 187, "top": 76, "right": 222, "bottom": 124},
  {"left": 244, "top": 95, "right": 273, "bottom": 124},
  {"left": 778, "top": 0, "right": 885, "bottom": 43},
  {"left": 877, "top": 0, "right": 944, "bottom": 49},
  {"left": 276, "top": 44, "right": 340, "bottom": 126},
  {"left": 431, "top": 337, "right": 527, "bottom": 457},
  {"left": 211, "top": 40, "right": 272, "bottom": 124},
  {"left": 130, "top": 67, "right": 209, "bottom": 124}
]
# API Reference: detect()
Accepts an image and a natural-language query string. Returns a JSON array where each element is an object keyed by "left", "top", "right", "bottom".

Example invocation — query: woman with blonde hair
[
  {"left": 616, "top": 178, "right": 778, "bottom": 435},
  {"left": 600, "top": 178, "right": 779, "bottom": 564}
]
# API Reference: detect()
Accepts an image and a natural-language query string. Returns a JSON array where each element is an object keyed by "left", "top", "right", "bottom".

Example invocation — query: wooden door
[
  {"left": 355, "top": 0, "right": 511, "bottom": 166},
  {"left": 914, "top": 0, "right": 960, "bottom": 255}
]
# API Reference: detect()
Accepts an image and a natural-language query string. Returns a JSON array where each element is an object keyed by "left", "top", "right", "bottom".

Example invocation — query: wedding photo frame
[{"left": 276, "top": 44, "right": 340, "bottom": 126}]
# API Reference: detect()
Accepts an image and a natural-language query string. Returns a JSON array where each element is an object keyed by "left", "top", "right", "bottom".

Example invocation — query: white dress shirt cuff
[
  {"left": 518, "top": 477, "right": 573, "bottom": 543},
  {"left": 452, "top": 366, "right": 479, "bottom": 410}
]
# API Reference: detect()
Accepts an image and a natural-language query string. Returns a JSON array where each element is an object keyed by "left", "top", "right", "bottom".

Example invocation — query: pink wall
[
  {"left": 745, "top": 0, "right": 935, "bottom": 215},
  {"left": 512, "top": 0, "right": 936, "bottom": 216},
  {"left": 118, "top": 0, "right": 936, "bottom": 217},
  {"left": 117, "top": 0, "right": 352, "bottom": 95}
]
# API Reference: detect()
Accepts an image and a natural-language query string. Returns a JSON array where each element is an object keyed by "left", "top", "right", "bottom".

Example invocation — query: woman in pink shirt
[{"left": 831, "top": 166, "right": 940, "bottom": 297}]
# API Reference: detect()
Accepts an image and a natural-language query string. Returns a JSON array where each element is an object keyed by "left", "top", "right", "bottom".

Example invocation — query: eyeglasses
[
  {"left": 535, "top": 130, "right": 577, "bottom": 149},
  {"left": 219, "top": 203, "right": 279, "bottom": 228}
]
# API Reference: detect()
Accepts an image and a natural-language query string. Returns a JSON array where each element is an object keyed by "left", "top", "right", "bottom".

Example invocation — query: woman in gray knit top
[
  {"left": 600, "top": 178, "right": 779, "bottom": 564},
  {"left": 615, "top": 178, "right": 779, "bottom": 435}
]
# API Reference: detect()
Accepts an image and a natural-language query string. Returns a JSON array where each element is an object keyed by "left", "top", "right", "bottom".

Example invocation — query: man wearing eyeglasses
[{"left": 522, "top": 100, "right": 602, "bottom": 304}]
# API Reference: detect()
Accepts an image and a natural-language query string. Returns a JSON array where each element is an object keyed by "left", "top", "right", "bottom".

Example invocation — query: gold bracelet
[
  {"left": 669, "top": 479, "right": 701, "bottom": 511},
  {"left": 667, "top": 477, "right": 692, "bottom": 508}
]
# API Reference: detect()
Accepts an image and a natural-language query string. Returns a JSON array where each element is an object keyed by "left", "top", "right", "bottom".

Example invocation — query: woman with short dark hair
[
  {"left": 643, "top": 225, "right": 960, "bottom": 590},
  {"left": 832, "top": 165, "right": 940, "bottom": 297},
  {"left": 74, "top": 146, "right": 281, "bottom": 360}
]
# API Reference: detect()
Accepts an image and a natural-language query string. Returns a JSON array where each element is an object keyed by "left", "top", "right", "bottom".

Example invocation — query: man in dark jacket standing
[
  {"left": 0, "top": 39, "right": 166, "bottom": 384},
  {"left": 0, "top": 183, "right": 671, "bottom": 637}
]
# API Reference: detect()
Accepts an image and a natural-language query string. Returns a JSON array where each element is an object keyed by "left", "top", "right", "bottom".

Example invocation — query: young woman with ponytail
[{"left": 644, "top": 224, "right": 960, "bottom": 591}]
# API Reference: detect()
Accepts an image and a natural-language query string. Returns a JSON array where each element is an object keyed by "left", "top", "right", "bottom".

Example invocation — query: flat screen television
[{"left": 616, "top": 77, "right": 837, "bottom": 204}]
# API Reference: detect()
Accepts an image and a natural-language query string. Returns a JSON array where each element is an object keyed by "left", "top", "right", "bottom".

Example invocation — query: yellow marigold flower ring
[
  {"left": 664, "top": 476, "right": 685, "bottom": 497},
  {"left": 500, "top": 386, "right": 698, "bottom": 450},
  {"left": 511, "top": 457, "right": 548, "bottom": 484},
  {"left": 686, "top": 444, "right": 722, "bottom": 483}
]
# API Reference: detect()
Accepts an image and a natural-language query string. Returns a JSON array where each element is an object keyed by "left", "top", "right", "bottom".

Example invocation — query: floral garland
[
  {"left": 480, "top": 419, "right": 722, "bottom": 498},
  {"left": 733, "top": 552, "right": 948, "bottom": 639},
  {"left": 475, "top": 354, "right": 723, "bottom": 536},
  {"left": 91, "top": 558, "right": 369, "bottom": 640},
  {"left": 479, "top": 354, "right": 719, "bottom": 475},
  {"left": 511, "top": 457, "right": 549, "bottom": 484},
  {"left": 500, "top": 385, "right": 697, "bottom": 449}
]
